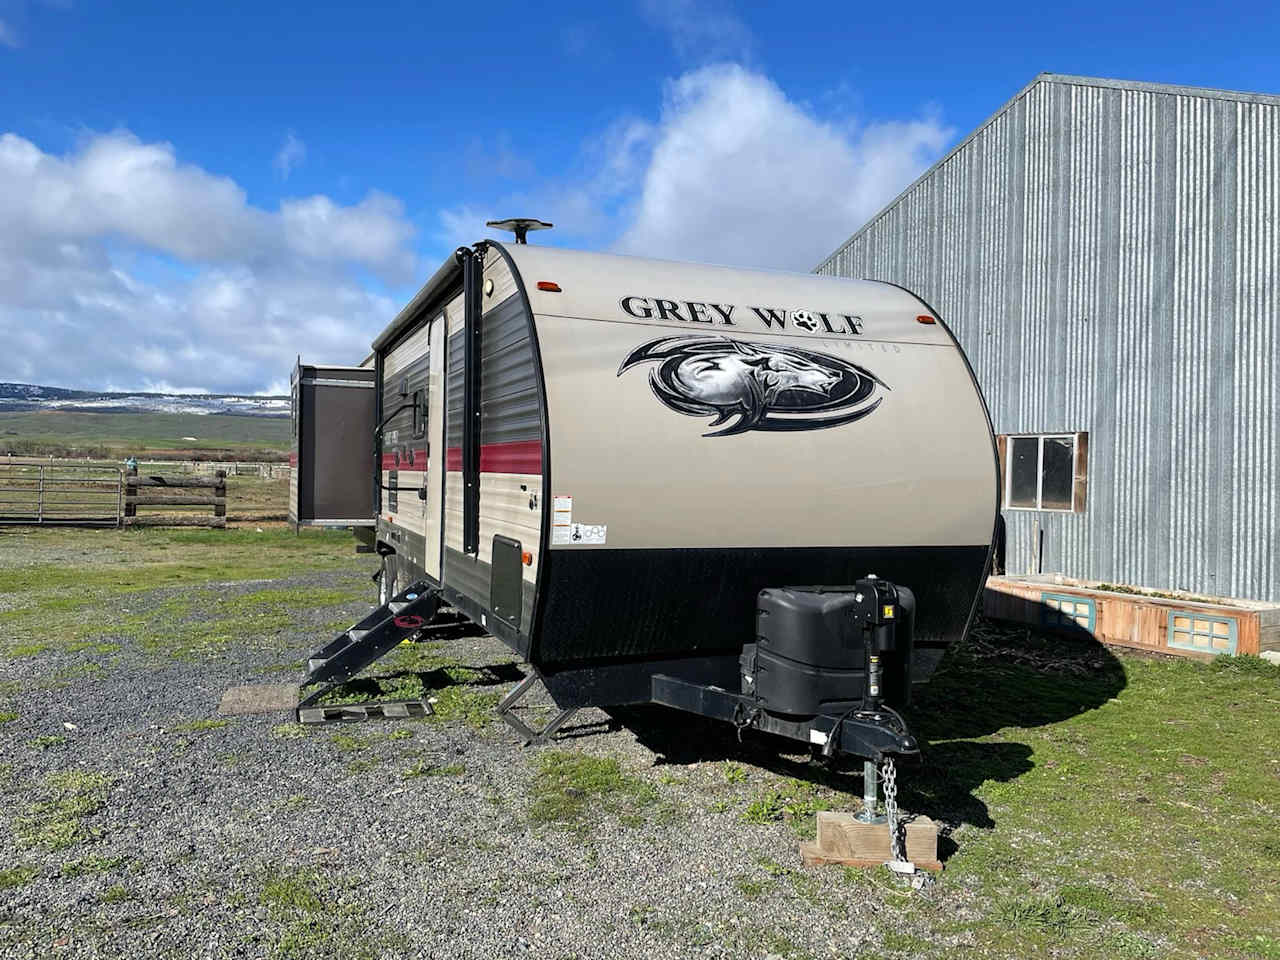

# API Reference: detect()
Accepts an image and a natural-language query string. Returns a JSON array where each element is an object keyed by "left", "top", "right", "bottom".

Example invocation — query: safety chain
[{"left": 881, "top": 755, "right": 905, "bottom": 864}]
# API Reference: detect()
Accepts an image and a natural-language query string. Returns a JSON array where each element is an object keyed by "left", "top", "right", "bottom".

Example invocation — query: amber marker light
[
  {"left": 536, "top": 281, "right": 561, "bottom": 292},
  {"left": 916, "top": 314, "right": 937, "bottom": 324},
  {"left": 522, "top": 551, "right": 534, "bottom": 565}
]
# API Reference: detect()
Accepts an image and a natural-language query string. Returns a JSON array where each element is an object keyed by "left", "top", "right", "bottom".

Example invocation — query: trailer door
[{"left": 423, "top": 312, "right": 445, "bottom": 581}]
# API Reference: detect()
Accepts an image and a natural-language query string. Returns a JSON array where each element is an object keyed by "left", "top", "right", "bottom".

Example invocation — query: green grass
[
  {"left": 403, "top": 760, "right": 465, "bottom": 779},
  {"left": 528, "top": 751, "right": 660, "bottom": 828},
  {"left": 846, "top": 623, "right": 1280, "bottom": 959},
  {"left": 99, "top": 883, "right": 132, "bottom": 904},
  {"left": 0, "top": 527, "right": 366, "bottom": 661},
  {"left": 742, "top": 778, "right": 834, "bottom": 839},
  {"left": 13, "top": 770, "right": 112, "bottom": 851},
  {"left": 257, "top": 868, "right": 406, "bottom": 960},
  {"left": 169, "top": 718, "right": 229, "bottom": 733},
  {"left": 0, "top": 865, "right": 38, "bottom": 889},
  {"left": 60, "top": 854, "right": 129, "bottom": 878},
  {"left": 0, "top": 408, "right": 288, "bottom": 458}
]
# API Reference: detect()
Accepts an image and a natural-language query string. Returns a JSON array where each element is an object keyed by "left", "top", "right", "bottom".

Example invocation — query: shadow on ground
[{"left": 601, "top": 610, "right": 1127, "bottom": 836}]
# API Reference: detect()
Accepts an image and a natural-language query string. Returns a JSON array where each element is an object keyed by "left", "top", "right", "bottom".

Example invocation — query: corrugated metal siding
[{"left": 818, "top": 76, "right": 1280, "bottom": 602}]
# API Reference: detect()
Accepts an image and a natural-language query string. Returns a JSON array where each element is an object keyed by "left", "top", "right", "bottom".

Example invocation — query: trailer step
[
  {"left": 298, "top": 700, "right": 433, "bottom": 724},
  {"left": 299, "top": 581, "right": 441, "bottom": 699}
]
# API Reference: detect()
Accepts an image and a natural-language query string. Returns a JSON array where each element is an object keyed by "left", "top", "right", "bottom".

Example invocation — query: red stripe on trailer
[
  {"left": 288, "top": 453, "right": 298, "bottom": 466},
  {"left": 445, "top": 439, "right": 542, "bottom": 474}
]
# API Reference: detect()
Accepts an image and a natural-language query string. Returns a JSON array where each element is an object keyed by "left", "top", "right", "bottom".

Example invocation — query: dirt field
[{"left": 0, "top": 527, "right": 1276, "bottom": 959}]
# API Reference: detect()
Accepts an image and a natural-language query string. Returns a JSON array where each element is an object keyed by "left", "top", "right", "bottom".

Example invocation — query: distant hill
[
  {"left": 0, "top": 382, "right": 288, "bottom": 418},
  {"left": 0, "top": 409, "right": 292, "bottom": 460}
]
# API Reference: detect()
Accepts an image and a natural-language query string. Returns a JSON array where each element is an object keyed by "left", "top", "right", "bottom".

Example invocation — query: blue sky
[{"left": 1, "top": 0, "right": 1277, "bottom": 393}]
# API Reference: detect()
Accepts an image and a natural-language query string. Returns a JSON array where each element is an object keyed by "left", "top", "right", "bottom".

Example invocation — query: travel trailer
[{"left": 294, "top": 227, "right": 998, "bottom": 763}]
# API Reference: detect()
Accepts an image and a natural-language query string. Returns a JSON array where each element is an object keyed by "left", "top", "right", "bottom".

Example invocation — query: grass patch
[
  {"left": 742, "top": 778, "right": 833, "bottom": 838},
  {"left": 733, "top": 875, "right": 770, "bottom": 899},
  {"left": 28, "top": 734, "right": 67, "bottom": 750},
  {"left": 261, "top": 870, "right": 325, "bottom": 913},
  {"left": 0, "top": 865, "right": 38, "bottom": 889},
  {"left": 992, "top": 894, "right": 1087, "bottom": 935},
  {"left": 404, "top": 760, "right": 466, "bottom": 779},
  {"left": 529, "top": 751, "right": 658, "bottom": 828},
  {"left": 169, "top": 717, "right": 229, "bottom": 733},
  {"left": 257, "top": 867, "right": 404, "bottom": 960},
  {"left": 60, "top": 854, "right": 129, "bottom": 878},
  {"left": 14, "top": 769, "right": 112, "bottom": 851},
  {"left": 0, "top": 528, "right": 365, "bottom": 661},
  {"left": 428, "top": 685, "right": 500, "bottom": 729},
  {"left": 0, "top": 710, "right": 19, "bottom": 723},
  {"left": 99, "top": 883, "right": 132, "bottom": 904}
]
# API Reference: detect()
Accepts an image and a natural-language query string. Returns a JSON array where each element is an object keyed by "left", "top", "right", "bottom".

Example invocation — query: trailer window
[{"left": 1001, "top": 433, "right": 1087, "bottom": 512}]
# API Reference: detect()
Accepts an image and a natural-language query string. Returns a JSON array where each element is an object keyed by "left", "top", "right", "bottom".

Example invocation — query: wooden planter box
[{"left": 984, "top": 575, "right": 1280, "bottom": 660}]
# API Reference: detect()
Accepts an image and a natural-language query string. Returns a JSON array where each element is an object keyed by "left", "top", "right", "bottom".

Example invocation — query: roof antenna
[{"left": 485, "top": 218, "right": 553, "bottom": 244}]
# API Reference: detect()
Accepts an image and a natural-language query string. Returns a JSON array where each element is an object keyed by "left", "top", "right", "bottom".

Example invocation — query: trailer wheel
[{"left": 378, "top": 555, "right": 397, "bottom": 606}]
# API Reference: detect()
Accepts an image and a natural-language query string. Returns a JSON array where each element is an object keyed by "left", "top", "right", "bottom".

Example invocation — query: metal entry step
[
  {"left": 298, "top": 700, "right": 434, "bottom": 724},
  {"left": 298, "top": 581, "right": 442, "bottom": 714}
]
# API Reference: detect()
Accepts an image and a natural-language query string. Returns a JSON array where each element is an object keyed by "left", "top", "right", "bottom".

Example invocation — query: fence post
[
  {"left": 124, "top": 465, "right": 137, "bottom": 525},
  {"left": 214, "top": 470, "right": 227, "bottom": 529},
  {"left": 37, "top": 466, "right": 45, "bottom": 525}
]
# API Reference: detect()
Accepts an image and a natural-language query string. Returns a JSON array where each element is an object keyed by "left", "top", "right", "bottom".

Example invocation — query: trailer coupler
[{"left": 649, "top": 674, "right": 918, "bottom": 762}]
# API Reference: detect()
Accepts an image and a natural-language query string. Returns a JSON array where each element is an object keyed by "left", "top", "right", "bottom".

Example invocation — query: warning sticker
[
  {"left": 551, "top": 494, "right": 573, "bottom": 544},
  {"left": 567, "top": 523, "right": 606, "bottom": 545}
]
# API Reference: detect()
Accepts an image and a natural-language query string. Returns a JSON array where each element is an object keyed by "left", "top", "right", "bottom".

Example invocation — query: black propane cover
[{"left": 744, "top": 582, "right": 907, "bottom": 718}]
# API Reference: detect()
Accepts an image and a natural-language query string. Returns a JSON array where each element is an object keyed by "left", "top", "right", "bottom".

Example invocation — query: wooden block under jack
[{"left": 799, "top": 811, "right": 942, "bottom": 871}]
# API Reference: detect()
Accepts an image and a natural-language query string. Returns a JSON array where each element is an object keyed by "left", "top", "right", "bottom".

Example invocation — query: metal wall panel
[{"left": 817, "top": 75, "right": 1280, "bottom": 602}]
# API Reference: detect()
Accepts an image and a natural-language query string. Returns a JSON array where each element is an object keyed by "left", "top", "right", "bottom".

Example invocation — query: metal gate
[{"left": 0, "top": 462, "right": 123, "bottom": 527}]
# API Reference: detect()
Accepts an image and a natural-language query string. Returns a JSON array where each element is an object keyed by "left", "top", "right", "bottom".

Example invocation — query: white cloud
[
  {"left": 274, "top": 130, "right": 306, "bottom": 179},
  {"left": 437, "top": 64, "right": 950, "bottom": 272},
  {"left": 0, "top": 18, "right": 18, "bottom": 48},
  {"left": 0, "top": 130, "right": 416, "bottom": 394},
  {"left": 612, "top": 64, "right": 952, "bottom": 270},
  {"left": 641, "top": 0, "right": 752, "bottom": 63}
]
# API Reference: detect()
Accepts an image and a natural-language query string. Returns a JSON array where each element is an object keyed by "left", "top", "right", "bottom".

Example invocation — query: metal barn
[{"left": 817, "top": 73, "right": 1279, "bottom": 603}]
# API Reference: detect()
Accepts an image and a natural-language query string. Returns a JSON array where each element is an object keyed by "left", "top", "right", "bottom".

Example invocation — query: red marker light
[
  {"left": 537, "top": 281, "right": 561, "bottom": 292},
  {"left": 916, "top": 314, "right": 937, "bottom": 325},
  {"left": 521, "top": 551, "right": 533, "bottom": 565}
]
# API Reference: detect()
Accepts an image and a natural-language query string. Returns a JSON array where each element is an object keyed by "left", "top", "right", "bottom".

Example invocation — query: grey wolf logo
[
  {"left": 790, "top": 310, "right": 819, "bottom": 332},
  {"left": 617, "top": 336, "right": 888, "bottom": 437}
]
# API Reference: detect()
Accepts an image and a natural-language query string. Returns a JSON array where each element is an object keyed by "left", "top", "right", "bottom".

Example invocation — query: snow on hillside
[{"left": 0, "top": 383, "right": 289, "bottom": 417}]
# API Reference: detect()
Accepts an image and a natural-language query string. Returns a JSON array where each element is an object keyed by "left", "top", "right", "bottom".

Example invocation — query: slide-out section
[{"left": 290, "top": 363, "right": 375, "bottom": 528}]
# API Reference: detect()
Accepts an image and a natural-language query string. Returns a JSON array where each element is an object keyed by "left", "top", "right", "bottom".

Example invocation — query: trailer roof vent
[{"left": 486, "top": 218, "right": 553, "bottom": 244}]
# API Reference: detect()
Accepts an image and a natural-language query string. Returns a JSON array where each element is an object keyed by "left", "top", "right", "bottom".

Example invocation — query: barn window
[{"left": 999, "top": 433, "right": 1088, "bottom": 512}]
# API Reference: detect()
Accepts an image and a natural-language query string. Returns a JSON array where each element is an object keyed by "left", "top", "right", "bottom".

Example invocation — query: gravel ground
[{"left": 0, "top": 555, "right": 954, "bottom": 960}]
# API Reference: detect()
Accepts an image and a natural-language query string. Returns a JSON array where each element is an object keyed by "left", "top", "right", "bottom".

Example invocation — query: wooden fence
[
  {"left": 124, "top": 467, "right": 226, "bottom": 529},
  {"left": 2, "top": 454, "right": 289, "bottom": 481}
]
